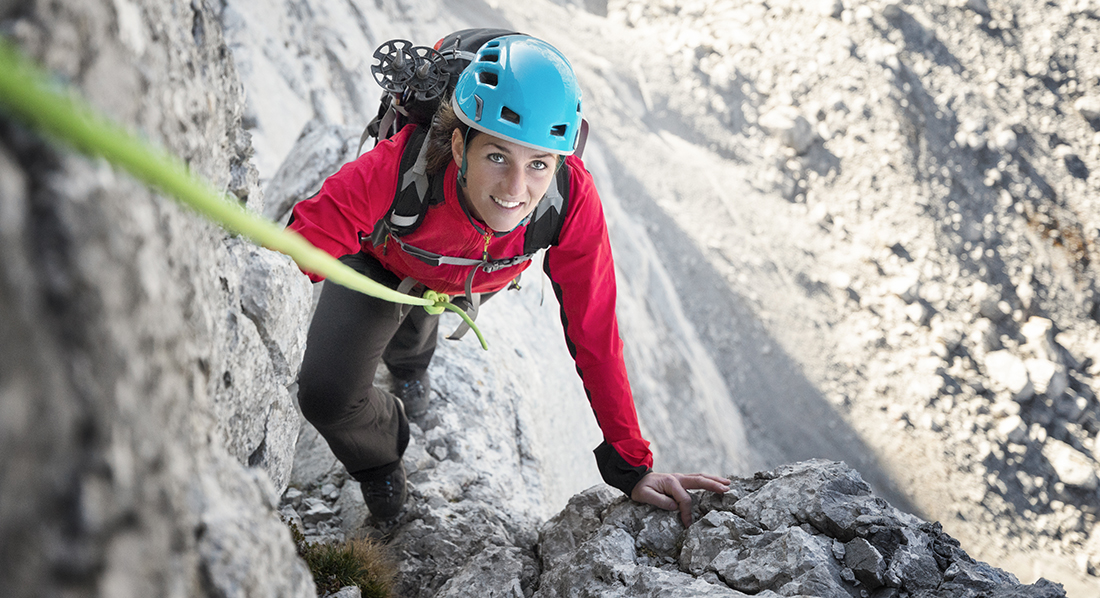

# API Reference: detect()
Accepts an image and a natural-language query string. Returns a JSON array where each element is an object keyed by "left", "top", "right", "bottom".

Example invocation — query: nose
[{"left": 502, "top": 164, "right": 525, "bottom": 198}]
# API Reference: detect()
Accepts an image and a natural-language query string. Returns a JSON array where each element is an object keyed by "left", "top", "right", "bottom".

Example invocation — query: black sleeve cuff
[{"left": 594, "top": 440, "right": 651, "bottom": 497}]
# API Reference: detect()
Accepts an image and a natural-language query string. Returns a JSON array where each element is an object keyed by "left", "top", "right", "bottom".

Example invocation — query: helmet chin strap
[{"left": 458, "top": 127, "right": 473, "bottom": 188}]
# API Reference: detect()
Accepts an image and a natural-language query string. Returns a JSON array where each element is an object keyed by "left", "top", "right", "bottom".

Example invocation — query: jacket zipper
[{"left": 481, "top": 231, "right": 493, "bottom": 261}]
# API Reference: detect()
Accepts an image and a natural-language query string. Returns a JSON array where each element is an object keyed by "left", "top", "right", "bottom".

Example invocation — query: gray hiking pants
[{"left": 296, "top": 252, "right": 439, "bottom": 482}]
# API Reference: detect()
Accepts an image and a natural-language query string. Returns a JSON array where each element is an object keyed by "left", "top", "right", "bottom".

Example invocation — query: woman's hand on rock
[{"left": 630, "top": 472, "right": 731, "bottom": 527}]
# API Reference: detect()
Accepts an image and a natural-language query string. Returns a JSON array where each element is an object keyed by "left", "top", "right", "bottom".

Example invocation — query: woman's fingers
[
  {"left": 675, "top": 473, "right": 731, "bottom": 492},
  {"left": 632, "top": 472, "right": 734, "bottom": 527},
  {"left": 663, "top": 477, "right": 695, "bottom": 527},
  {"left": 636, "top": 484, "right": 679, "bottom": 512},
  {"left": 634, "top": 473, "right": 697, "bottom": 526}
]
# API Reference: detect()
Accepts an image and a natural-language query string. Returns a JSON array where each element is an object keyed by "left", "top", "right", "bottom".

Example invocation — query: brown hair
[{"left": 425, "top": 101, "right": 475, "bottom": 175}]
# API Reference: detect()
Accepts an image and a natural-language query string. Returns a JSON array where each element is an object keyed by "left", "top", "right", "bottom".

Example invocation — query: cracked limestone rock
[
  {"left": 535, "top": 461, "right": 1066, "bottom": 598},
  {"left": 1, "top": 1, "right": 313, "bottom": 596}
]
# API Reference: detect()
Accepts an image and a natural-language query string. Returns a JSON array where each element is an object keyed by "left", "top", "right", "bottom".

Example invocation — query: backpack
[
  {"left": 358, "top": 29, "right": 588, "bottom": 337},
  {"left": 360, "top": 28, "right": 519, "bottom": 151}
]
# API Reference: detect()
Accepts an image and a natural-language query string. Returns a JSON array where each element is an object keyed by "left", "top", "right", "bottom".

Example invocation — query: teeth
[{"left": 492, "top": 196, "right": 521, "bottom": 209}]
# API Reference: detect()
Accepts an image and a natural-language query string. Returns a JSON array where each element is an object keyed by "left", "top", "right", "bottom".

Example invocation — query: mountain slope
[{"left": 499, "top": 0, "right": 1100, "bottom": 593}]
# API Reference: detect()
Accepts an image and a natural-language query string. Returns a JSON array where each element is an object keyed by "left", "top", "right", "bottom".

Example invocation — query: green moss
[{"left": 284, "top": 518, "right": 396, "bottom": 598}]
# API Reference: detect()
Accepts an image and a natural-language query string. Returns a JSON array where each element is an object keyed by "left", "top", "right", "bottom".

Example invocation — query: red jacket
[{"left": 289, "top": 125, "right": 653, "bottom": 493}]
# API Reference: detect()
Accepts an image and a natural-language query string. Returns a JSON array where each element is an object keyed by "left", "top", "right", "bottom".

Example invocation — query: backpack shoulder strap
[
  {"left": 522, "top": 117, "right": 588, "bottom": 252},
  {"left": 368, "top": 126, "right": 442, "bottom": 246},
  {"left": 523, "top": 161, "right": 571, "bottom": 254}
]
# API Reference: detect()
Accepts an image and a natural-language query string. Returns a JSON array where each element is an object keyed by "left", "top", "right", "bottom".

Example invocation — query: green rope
[
  {"left": 0, "top": 39, "right": 487, "bottom": 350},
  {"left": 421, "top": 290, "right": 450, "bottom": 315}
]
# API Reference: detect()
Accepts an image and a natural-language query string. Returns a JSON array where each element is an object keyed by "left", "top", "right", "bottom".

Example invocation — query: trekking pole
[{"left": 0, "top": 39, "right": 487, "bottom": 350}]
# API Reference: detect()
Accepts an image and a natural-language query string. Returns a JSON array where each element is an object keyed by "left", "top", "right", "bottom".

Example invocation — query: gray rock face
[
  {"left": 5, "top": 1, "right": 1096, "bottom": 597},
  {"left": 0, "top": 0, "right": 312, "bottom": 596},
  {"left": 535, "top": 461, "right": 1066, "bottom": 598},
  {"left": 261, "top": 122, "right": 360, "bottom": 224},
  {"left": 281, "top": 336, "right": 550, "bottom": 598},
  {"left": 600, "top": 1, "right": 1100, "bottom": 588},
  {"left": 285, "top": 435, "right": 1069, "bottom": 598},
  {"left": 210, "top": 240, "right": 312, "bottom": 493}
]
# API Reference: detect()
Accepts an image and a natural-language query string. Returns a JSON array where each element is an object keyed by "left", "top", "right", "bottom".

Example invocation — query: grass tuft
[{"left": 285, "top": 518, "right": 396, "bottom": 598}]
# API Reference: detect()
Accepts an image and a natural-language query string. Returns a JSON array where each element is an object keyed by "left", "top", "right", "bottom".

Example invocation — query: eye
[
  {"left": 529, "top": 160, "right": 549, "bottom": 171},
  {"left": 487, "top": 152, "right": 506, "bottom": 164}
]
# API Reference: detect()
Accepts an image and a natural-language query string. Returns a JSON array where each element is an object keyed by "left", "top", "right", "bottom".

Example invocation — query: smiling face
[{"left": 451, "top": 129, "right": 559, "bottom": 233}]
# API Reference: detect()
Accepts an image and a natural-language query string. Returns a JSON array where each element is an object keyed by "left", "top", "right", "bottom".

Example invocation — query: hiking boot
[
  {"left": 392, "top": 372, "right": 430, "bottom": 418},
  {"left": 360, "top": 461, "right": 407, "bottom": 521}
]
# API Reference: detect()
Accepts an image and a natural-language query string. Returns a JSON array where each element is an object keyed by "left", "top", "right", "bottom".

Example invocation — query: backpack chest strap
[
  {"left": 362, "top": 228, "right": 534, "bottom": 339},
  {"left": 376, "top": 225, "right": 536, "bottom": 271}
]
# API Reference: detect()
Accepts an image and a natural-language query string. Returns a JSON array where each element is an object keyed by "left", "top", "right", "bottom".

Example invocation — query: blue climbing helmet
[{"left": 450, "top": 35, "right": 583, "bottom": 155}]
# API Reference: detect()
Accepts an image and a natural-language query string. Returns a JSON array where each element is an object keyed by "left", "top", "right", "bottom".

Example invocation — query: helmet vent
[
  {"left": 478, "top": 71, "right": 498, "bottom": 87},
  {"left": 500, "top": 106, "right": 521, "bottom": 125},
  {"left": 478, "top": 52, "right": 499, "bottom": 62},
  {"left": 550, "top": 124, "right": 567, "bottom": 137}
]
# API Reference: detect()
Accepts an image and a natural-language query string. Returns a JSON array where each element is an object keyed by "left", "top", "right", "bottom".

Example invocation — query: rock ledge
[{"left": 535, "top": 460, "right": 1065, "bottom": 598}]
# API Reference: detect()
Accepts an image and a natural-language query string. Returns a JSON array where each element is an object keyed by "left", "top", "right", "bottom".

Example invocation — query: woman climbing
[{"left": 289, "top": 32, "right": 729, "bottom": 526}]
